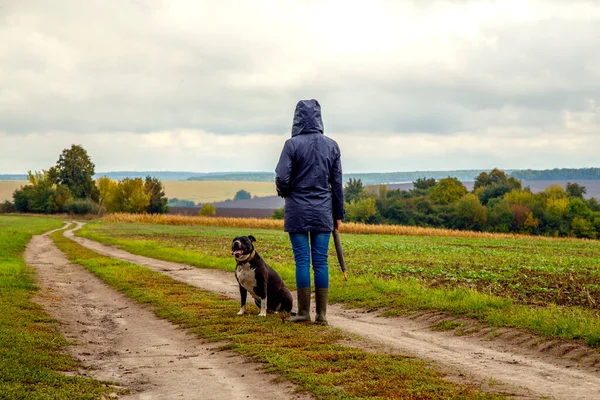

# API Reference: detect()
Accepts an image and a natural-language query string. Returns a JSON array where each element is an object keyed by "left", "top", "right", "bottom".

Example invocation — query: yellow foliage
[
  {"left": 503, "top": 189, "right": 535, "bottom": 206},
  {"left": 543, "top": 184, "right": 567, "bottom": 200},
  {"left": 523, "top": 211, "right": 539, "bottom": 233},
  {"left": 546, "top": 198, "right": 569, "bottom": 219},
  {"left": 199, "top": 203, "right": 216, "bottom": 216}
]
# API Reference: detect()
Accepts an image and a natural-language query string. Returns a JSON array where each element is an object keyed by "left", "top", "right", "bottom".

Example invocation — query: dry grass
[
  {"left": 0, "top": 181, "right": 26, "bottom": 202},
  {"left": 102, "top": 213, "right": 576, "bottom": 241},
  {"left": 162, "top": 181, "right": 276, "bottom": 203},
  {"left": 103, "top": 212, "right": 284, "bottom": 229}
]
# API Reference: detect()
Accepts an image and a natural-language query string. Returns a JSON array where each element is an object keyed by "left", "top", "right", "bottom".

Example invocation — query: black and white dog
[{"left": 231, "top": 235, "right": 293, "bottom": 317}]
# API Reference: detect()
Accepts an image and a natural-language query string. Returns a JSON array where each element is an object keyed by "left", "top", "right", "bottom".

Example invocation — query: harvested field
[
  {"left": 163, "top": 180, "right": 276, "bottom": 203},
  {"left": 0, "top": 180, "right": 26, "bottom": 202}
]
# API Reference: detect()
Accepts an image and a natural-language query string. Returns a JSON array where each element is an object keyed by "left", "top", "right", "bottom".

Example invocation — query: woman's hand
[{"left": 335, "top": 219, "right": 342, "bottom": 230}]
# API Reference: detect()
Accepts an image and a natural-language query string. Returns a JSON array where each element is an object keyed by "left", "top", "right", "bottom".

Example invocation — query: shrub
[
  {"left": 199, "top": 203, "right": 216, "bottom": 216},
  {"left": 63, "top": 198, "right": 104, "bottom": 215},
  {"left": 572, "top": 217, "right": 597, "bottom": 239},
  {"left": 272, "top": 207, "right": 284, "bottom": 219},
  {"left": 345, "top": 198, "right": 377, "bottom": 223},
  {"left": 233, "top": 190, "right": 251, "bottom": 201},
  {"left": 0, "top": 201, "right": 16, "bottom": 213}
]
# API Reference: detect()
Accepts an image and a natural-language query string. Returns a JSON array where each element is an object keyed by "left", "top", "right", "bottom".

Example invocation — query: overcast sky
[{"left": 1, "top": 0, "right": 600, "bottom": 174}]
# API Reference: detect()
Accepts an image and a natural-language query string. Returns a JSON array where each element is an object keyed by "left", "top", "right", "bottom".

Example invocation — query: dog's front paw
[
  {"left": 237, "top": 306, "right": 246, "bottom": 316},
  {"left": 258, "top": 310, "right": 267, "bottom": 317}
]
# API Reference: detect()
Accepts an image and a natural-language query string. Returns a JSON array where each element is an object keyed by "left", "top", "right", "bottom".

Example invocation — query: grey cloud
[{"left": 1, "top": 1, "right": 600, "bottom": 138}]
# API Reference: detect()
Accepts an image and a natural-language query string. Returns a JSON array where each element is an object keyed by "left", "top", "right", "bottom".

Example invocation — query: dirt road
[
  {"left": 62, "top": 222, "right": 600, "bottom": 400},
  {"left": 25, "top": 224, "right": 311, "bottom": 400}
]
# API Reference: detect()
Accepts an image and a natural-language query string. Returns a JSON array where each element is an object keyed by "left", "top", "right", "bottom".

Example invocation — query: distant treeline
[
  {"left": 185, "top": 168, "right": 600, "bottom": 185},
  {"left": 511, "top": 168, "right": 600, "bottom": 181},
  {"left": 6, "top": 168, "right": 600, "bottom": 184},
  {"left": 0, "top": 174, "right": 27, "bottom": 180}
]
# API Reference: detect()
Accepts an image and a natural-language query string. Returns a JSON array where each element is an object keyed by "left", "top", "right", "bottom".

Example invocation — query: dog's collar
[{"left": 235, "top": 249, "right": 256, "bottom": 263}]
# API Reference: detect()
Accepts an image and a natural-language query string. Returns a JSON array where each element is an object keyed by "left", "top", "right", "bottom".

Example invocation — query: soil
[
  {"left": 27, "top": 222, "right": 600, "bottom": 399},
  {"left": 25, "top": 225, "right": 311, "bottom": 400}
]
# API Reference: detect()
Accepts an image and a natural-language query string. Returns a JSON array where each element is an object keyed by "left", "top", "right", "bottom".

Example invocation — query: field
[
  {"left": 0, "top": 180, "right": 26, "bottom": 202},
  {"left": 82, "top": 215, "right": 600, "bottom": 345},
  {"left": 51, "top": 222, "right": 501, "bottom": 399},
  {"left": 0, "top": 180, "right": 276, "bottom": 203},
  {"left": 162, "top": 180, "right": 276, "bottom": 203},
  {"left": 5, "top": 213, "right": 600, "bottom": 398}
]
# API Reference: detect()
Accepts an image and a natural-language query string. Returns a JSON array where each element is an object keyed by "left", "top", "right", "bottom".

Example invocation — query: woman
[{"left": 275, "top": 99, "right": 344, "bottom": 324}]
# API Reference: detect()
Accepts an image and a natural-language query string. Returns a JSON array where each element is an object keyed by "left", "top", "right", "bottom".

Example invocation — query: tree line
[
  {"left": 1, "top": 145, "right": 168, "bottom": 215},
  {"left": 341, "top": 168, "right": 600, "bottom": 239}
]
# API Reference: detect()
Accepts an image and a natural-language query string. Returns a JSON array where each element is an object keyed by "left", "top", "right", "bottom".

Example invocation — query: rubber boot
[
  {"left": 314, "top": 288, "right": 328, "bottom": 325},
  {"left": 290, "top": 287, "right": 311, "bottom": 322}
]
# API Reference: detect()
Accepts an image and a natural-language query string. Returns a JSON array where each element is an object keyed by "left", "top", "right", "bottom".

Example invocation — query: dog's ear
[{"left": 248, "top": 235, "right": 256, "bottom": 243}]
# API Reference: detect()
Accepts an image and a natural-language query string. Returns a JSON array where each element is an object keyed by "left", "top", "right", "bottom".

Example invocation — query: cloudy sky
[{"left": 2, "top": 0, "right": 600, "bottom": 174}]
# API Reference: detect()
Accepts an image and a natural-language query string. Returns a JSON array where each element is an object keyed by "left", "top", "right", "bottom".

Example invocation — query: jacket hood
[{"left": 291, "top": 99, "right": 324, "bottom": 137}]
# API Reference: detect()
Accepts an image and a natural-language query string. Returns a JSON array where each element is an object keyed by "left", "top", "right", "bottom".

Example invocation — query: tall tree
[
  {"left": 50, "top": 144, "right": 99, "bottom": 200},
  {"left": 344, "top": 178, "right": 365, "bottom": 203},
  {"left": 430, "top": 177, "right": 467, "bottom": 205},
  {"left": 566, "top": 182, "right": 586, "bottom": 198},
  {"left": 119, "top": 178, "right": 150, "bottom": 213},
  {"left": 412, "top": 177, "right": 437, "bottom": 190},
  {"left": 233, "top": 189, "right": 251, "bottom": 201},
  {"left": 144, "top": 176, "right": 169, "bottom": 214}
]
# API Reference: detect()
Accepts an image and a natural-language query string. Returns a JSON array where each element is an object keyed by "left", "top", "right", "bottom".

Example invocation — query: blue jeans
[{"left": 289, "top": 232, "right": 331, "bottom": 289}]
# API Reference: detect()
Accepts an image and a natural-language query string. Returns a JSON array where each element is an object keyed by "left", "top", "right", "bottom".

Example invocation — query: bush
[
  {"left": 63, "top": 198, "right": 104, "bottom": 215},
  {"left": 345, "top": 198, "right": 377, "bottom": 223},
  {"left": 272, "top": 208, "right": 284, "bottom": 219},
  {"left": 572, "top": 217, "right": 597, "bottom": 239},
  {"left": 199, "top": 203, "right": 216, "bottom": 216},
  {"left": 233, "top": 190, "right": 251, "bottom": 201},
  {"left": 0, "top": 201, "right": 16, "bottom": 214}
]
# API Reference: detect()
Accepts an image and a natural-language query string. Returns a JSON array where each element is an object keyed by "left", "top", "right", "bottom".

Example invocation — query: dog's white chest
[{"left": 236, "top": 263, "right": 258, "bottom": 299}]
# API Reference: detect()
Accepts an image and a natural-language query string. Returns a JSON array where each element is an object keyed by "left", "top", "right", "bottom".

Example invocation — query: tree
[
  {"left": 119, "top": 178, "right": 150, "bottom": 213},
  {"left": 572, "top": 217, "right": 596, "bottom": 239},
  {"left": 167, "top": 198, "right": 196, "bottom": 207},
  {"left": 272, "top": 207, "right": 284, "bottom": 219},
  {"left": 50, "top": 144, "right": 99, "bottom": 200},
  {"left": 233, "top": 189, "right": 251, "bottom": 201},
  {"left": 486, "top": 199, "right": 513, "bottom": 233},
  {"left": 344, "top": 178, "right": 365, "bottom": 203},
  {"left": 199, "top": 203, "right": 216, "bottom": 216},
  {"left": 144, "top": 176, "right": 169, "bottom": 214},
  {"left": 345, "top": 198, "right": 377, "bottom": 223},
  {"left": 542, "top": 184, "right": 568, "bottom": 200},
  {"left": 377, "top": 198, "right": 411, "bottom": 224},
  {"left": 12, "top": 170, "right": 72, "bottom": 213},
  {"left": 429, "top": 177, "right": 467, "bottom": 205},
  {"left": 474, "top": 169, "right": 521, "bottom": 205},
  {"left": 412, "top": 177, "right": 436, "bottom": 190},
  {"left": 566, "top": 182, "right": 586, "bottom": 198},
  {"left": 473, "top": 171, "right": 491, "bottom": 190},
  {"left": 454, "top": 193, "right": 487, "bottom": 231}
]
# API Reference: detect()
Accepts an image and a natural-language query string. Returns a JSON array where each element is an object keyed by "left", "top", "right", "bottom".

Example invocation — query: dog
[{"left": 231, "top": 235, "right": 293, "bottom": 317}]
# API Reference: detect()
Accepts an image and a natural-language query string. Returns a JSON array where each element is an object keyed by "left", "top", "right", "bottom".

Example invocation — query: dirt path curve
[
  {"left": 26, "top": 224, "right": 311, "bottom": 400},
  {"left": 65, "top": 222, "right": 600, "bottom": 400}
]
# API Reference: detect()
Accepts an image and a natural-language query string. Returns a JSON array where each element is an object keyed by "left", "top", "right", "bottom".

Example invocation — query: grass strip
[
  {"left": 52, "top": 228, "right": 502, "bottom": 399},
  {"left": 0, "top": 216, "right": 116, "bottom": 400},
  {"left": 77, "top": 222, "right": 600, "bottom": 347}
]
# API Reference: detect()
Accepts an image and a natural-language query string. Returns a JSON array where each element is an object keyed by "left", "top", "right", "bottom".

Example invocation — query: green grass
[
  {"left": 77, "top": 222, "right": 600, "bottom": 346},
  {"left": 0, "top": 216, "right": 116, "bottom": 400},
  {"left": 51, "top": 226, "right": 501, "bottom": 399}
]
